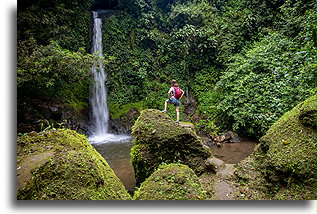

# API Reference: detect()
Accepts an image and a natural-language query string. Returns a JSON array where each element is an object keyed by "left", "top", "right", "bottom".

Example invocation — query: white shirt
[{"left": 168, "top": 87, "right": 175, "bottom": 96}]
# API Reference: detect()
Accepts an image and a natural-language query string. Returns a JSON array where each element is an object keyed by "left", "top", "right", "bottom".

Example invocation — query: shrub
[{"left": 17, "top": 42, "right": 93, "bottom": 106}]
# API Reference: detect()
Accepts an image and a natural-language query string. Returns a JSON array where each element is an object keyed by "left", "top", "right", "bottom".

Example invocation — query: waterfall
[
  {"left": 91, "top": 11, "right": 109, "bottom": 137},
  {"left": 89, "top": 11, "right": 131, "bottom": 144}
]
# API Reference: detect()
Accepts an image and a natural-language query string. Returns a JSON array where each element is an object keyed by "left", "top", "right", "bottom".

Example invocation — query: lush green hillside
[
  {"left": 101, "top": 0, "right": 315, "bottom": 138},
  {"left": 17, "top": 0, "right": 315, "bottom": 138}
]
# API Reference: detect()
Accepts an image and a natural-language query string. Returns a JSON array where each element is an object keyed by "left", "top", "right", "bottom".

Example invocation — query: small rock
[
  {"left": 205, "top": 157, "right": 226, "bottom": 172},
  {"left": 215, "top": 131, "right": 241, "bottom": 143},
  {"left": 203, "top": 145, "right": 210, "bottom": 150},
  {"left": 49, "top": 106, "right": 59, "bottom": 112},
  {"left": 184, "top": 105, "right": 196, "bottom": 115},
  {"left": 227, "top": 131, "right": 241, "bottom": 143}
]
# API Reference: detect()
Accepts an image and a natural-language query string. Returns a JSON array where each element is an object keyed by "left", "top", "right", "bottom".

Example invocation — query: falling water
[
  {"left": 89, "top": 11, "right": 131, "bottom": 144},
  {"left": 91, "top": 11, "right": 109, "bottom": 137}
]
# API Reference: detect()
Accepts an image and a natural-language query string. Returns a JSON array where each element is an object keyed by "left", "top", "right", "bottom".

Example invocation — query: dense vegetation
[
  {"left": 102, "top": 0, "right": 315, "bottom": 138},
  {"left": 17, "top": 0, "right": 315, "bottom": 139},
  {"left": 17, "top": 0, "right": 96, "bottom": 132}
]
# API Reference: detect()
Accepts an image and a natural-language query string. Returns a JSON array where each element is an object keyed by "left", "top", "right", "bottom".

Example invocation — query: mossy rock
[
  {"left": 17, "top": 129, "right": 131, "bottom": 200},
  {"left": 259, "top": 95, "right": 316, "bottom": 179},
  {"left": 131, "top": 109, "right": 211, "bottom": 185},
  {"left": 108, "top": 101, "right": 144, "bottom": 133},
  {"left": 133, "top": 163, "right": 207, "bottom": 200},
  {"left": 233, "top": 96, "right": 316, "bottom": 200},
  {"left": 109, "top": 101, "right": 144, "bottom": 120}
]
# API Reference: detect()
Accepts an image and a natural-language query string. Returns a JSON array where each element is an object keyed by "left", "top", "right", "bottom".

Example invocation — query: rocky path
[
  {"left": 212, "top": 164, "right": 237, "bottom": 200},
  {"left": 179, "top": 121, "right": 239, "bottom": 200},
  {"left": 199, "top": 159, "right": 238, "bottom": 200}
]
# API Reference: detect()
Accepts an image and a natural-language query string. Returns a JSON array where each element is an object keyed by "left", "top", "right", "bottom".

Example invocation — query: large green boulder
[
  {"left": 131, "top": 109, "right": 211, "bottom": 185},
  {"left": 260, "top": 95, "right": 316, "bottom": 179},
  {"left": 133, "top": 163, "right": 207, "bottom": 200},
  {"left": 235, "top": 96, "right": 316, "bottom": 200},
  {"left": 17, "top": 129, "right": 131, "bottom": 200}
]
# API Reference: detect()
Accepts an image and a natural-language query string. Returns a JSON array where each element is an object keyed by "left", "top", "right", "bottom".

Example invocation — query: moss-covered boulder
[
  {"left": 131, "top": 109, "right": 211, "bottom": 185},
  {"left": 17, "top": 129, "right": 132, "bottom": 200},
  {"left": 234, "top": 96, "right": 316, "bottom": 200},
  {"left": 260, "top": 95, "right": 316, "bottom": 179},
  {"left": 133, "top": 163, "right": 207, "bottom": 200},
  {"left": 108, "top": 101, "right": 144, "bottom": 133}
]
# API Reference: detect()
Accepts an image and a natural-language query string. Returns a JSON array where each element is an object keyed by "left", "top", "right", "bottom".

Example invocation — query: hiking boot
[
  {"left": 175, "top": 120, "right": 180, "bottom": 124},
  {"left": 161, "top": 110, "right": 167, "bottom": 113}
]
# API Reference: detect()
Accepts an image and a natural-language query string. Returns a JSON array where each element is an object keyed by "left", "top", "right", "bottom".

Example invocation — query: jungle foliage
[
  {"left": 17, "top": 0, "right": 315, "bottom": 138},
  {"left": 103, "top": 0, "right": 315, "bottom": 138},
  {"left": 17, "top": 0, "right": 95, "bottom": 131}
]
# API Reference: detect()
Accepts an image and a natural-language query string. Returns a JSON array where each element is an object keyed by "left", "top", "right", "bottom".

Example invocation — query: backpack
[{"left": 173, "top": 86, "right": 183, "bottom": 99}]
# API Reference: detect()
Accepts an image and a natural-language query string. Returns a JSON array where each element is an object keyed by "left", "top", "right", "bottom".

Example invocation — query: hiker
[{"left": 162, "top": 80, "right": 184, "bottom": 123}]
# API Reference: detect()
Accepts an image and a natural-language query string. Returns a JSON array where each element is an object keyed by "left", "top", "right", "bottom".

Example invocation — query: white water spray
[
  {"left": 90, "top": 11, "right": 130, "bottom": 144},
  {"left": 91, "top": 11, "right": 109, "bottom": 137}
]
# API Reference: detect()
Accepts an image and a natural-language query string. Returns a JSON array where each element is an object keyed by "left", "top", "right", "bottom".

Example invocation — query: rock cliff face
[
  {"left": 235, "top": 95, "right": 316, "bottom": 200},
  {"left": 133, "top": 163, "right": 207, "bottom": 200},
  {"left": 17, "top": 129, "right": 131, "bottom": 200},
  {"left": 17, "top": 99, "right": 91, "bottom": 135},
  {"left": 131, "top": 109, "right": 211, "bottom": 185}
]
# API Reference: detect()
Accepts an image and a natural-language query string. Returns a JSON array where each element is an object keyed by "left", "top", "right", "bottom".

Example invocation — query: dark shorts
[{"left": 167, "top": 97, "right": 180, "bottom": 107}]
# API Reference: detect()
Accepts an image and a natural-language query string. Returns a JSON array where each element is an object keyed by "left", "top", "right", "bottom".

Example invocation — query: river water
[
  {"left": 90, "top": 136, "right": 136, "bottom": 192},
  {"left": 209, "top": 140, "right": 258, "bottom": 164},
  {"left": 90, "top": 135, "right": 257, "bottom": 191}
]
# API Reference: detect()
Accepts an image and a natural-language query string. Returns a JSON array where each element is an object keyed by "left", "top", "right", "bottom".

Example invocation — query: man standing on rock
[{"left": 162, "top": 80, "right": 184, "bottom": 123}]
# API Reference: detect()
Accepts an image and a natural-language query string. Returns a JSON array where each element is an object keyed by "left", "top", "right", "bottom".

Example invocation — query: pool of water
[
  {"left": 209, "top": 140, "right": 258, "bottom": 164},
  {"left": 90, "top": 134, "right": 136, "bottom": 192},
  {"left": 89, "top": 133, "right": 257, "bottom": 192}
]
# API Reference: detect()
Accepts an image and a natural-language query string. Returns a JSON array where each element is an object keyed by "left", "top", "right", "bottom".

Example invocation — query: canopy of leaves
[{"left": 18, "top": 0, "right": 93, "bottom": 52}]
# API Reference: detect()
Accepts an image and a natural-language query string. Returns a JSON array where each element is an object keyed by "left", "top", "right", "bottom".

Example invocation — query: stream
[
  {"left": 90, "top": 135, "right": 257, "bottom": 191},
  {"left": 209, "top": 140, "right": 258, "bottom": 164},
  {"left": 90, "top": 135, "right": 136, "bottom": 192}
]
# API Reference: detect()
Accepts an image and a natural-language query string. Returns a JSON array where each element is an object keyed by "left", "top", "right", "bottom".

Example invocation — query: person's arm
[{"left": 179, "top": 89, "right": 184, "bottom": 100}]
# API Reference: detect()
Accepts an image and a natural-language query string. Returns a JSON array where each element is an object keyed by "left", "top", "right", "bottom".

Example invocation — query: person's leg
[
  {"left": 162, "top": 100, "right": 169, "bottom": 112},
  {"left": 175, "top": 106, "right": 180, "bottom": 122}
]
